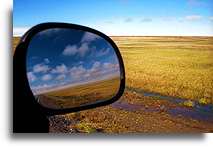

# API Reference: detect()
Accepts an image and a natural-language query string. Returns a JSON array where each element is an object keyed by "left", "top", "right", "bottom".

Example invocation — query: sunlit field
[
  {"left": 112, "top": 36, "right": 213, "bottom": 103},
  {"left": 13, "top": 36, "right": 213, "bottom": 133},
  {"left": 37, "top": 77, "right": 120, "bottom": 109}
]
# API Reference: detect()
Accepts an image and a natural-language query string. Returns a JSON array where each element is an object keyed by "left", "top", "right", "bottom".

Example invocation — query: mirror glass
[{"left": 26, "top": 28, "right": 121, "bottom": 109}]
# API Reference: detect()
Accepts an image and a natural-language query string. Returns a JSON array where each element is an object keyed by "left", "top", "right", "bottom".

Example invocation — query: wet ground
[
  {"left": 49, "top": 86, "right": 213, "bottom": 133},
  {"left": 123, "top": 86, "right": 213, "bottom": 123}
]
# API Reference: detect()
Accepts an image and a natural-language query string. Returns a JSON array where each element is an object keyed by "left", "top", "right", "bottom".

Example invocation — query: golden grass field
[
  {"left": 13, "top": 36, "right": 213, "bottom": 133},
  {"left": 37, "top": 77, "right": 120, "bottom": 109},
  {"left": 111, "top": 36, "right": 213, "bottom": 103}
]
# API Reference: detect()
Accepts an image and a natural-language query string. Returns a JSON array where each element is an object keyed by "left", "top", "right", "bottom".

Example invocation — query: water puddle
[
  {"left": 111, "top": 102, "right": 144, "bottom": 111},
  {"left": 112, "top": 86, "right": 213, "bottom": 123},
  {"left": 168, "top": 107, "right": 213, "bottom": 122},
  {"left": 111, "top": 102, "right": 160, "bottom": 112}
]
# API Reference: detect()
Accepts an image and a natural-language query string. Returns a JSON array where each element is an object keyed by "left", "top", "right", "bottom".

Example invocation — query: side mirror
[{"left": 14, "top": 23, "right": 125, "bottom": 116}]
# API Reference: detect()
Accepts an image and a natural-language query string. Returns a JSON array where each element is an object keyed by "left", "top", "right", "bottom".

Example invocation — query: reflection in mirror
[{"left": 26, "top": 28, "right": 121, "bottom": 109}]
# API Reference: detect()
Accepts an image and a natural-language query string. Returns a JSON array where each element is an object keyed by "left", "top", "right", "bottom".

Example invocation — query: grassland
[
  {"left": 111, "top": 36, "right": 213, "bottom": 103},
  {"left": 37, "top": 77, "right": 120, "bottom": 109},
  {"left": 13, "top": 36, "right": 213, "bottom": 133}
]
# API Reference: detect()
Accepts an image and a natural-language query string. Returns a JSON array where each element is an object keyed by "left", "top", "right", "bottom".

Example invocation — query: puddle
[
  {"left": 111, "top": 102, "right": 144, "bottom": 111},
  {"left": 112, "top": 86, "right": 213, "bottom": 123},
  {"left": 111, "top": 101, "right": 160, "bottom": 112},
  {"left": 168, "top": 107, "right": 213, "bottom": 122},
  {"left": 126, "top": 86, "right": 188, "bottom": 104}
]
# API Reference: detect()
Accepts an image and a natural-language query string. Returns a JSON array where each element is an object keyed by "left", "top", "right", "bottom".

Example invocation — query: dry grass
[
  {"left": 64, "top": 91, "right": 213, "bottom": 133},
  {"left": 13, "top": 36, "right": 213, "bottom": 103},
  {"left": 38, "top": 77, "right": 120, "bottom": 109},
  {"left": 111, "top": 36, "right": 213, "bottom": 102},
  {"left": 13, "top": 36, "right": 213, "bottom": 133}
]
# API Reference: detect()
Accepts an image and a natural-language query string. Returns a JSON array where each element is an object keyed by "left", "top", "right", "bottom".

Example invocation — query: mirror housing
[{"left": 14, "top": 23, "right": 125, "bottom": 116}]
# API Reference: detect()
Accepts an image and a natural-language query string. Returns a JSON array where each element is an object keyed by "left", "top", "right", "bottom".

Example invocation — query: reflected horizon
[{"left": 26, "top": 28, "right": 120, "bottom": 96}]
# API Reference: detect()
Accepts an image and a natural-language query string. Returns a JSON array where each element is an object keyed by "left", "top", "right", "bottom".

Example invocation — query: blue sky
[
  {"left": 26, "top": 28, "right": 120, "bottom": 95},
  {"left": 14, "top": 0, "right": 213, "bottom": 36}
]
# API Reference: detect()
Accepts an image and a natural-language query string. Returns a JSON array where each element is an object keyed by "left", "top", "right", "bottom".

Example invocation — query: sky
[
  {"left": 26, "top": 28, "right": 120, "bottom": 95},
  {"left": 14, "top": 0, "right": 213, "bottom": 36}
]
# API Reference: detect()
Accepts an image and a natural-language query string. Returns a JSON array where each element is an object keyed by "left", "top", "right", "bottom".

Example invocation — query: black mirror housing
[{"left": 13, "top": 23, "right": 125, "bottom": 121}]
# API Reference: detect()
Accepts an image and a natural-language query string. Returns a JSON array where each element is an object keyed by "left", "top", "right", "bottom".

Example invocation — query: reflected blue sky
[{"left": 26, "top": 28, "right": 120, "bottom": 94}]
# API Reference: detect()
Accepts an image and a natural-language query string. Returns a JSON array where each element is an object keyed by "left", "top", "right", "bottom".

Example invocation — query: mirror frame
[{"left": 14, "top": 22, "right": 125, "bottom": 116}]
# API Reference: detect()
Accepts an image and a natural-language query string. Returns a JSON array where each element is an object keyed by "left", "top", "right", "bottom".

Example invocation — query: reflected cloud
[
  {"left": 41, "top": 74, "right": 52, "bottom": 81},
  {"left": 37, "top": 28, "right": 62, "bottom": 36},
  {"left": 78, "top": 43, "right": 89, "bottom": 57},
  {"left": 62, "top": 45, "right": 78, "bottom": 56},
  {"left": 29, "top": 60, "right": 119, "bottom": 94},
  {"left": 27, "top": 28, "right": 120, "bottom": 95},
  {"left": 69, "top": 65, "right": 87, "bottom": 80},
  {"left": 62, "top": 32, "right": 102, "bottom": 57},
  {"left": 27, "top": 72, "right": 37, "bottom": 82},
  {"left": 62, "top": 43, "right": 89, "bottom": 57},
  {"left": 51, "top": 64, "right": 68, "bottom": 74},
  {"left": 33, "top": 63, "right": 50, "bottom": 73},
  {"left": 56, "top": 74, "right": 66, "bottom": 81},
  {"left": 81, "top": 32, "right": 101, "bottom": 43}
]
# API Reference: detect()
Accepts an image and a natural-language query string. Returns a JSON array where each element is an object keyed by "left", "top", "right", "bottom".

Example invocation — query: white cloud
[
  {"left": 56, "top": 74, "right": 66, "bottom": 81},
  {"left": 31, "top": 84, "right": 55, "bottom": 95},
  {"left": 81, "top": 61, "right": 119, "bottom": 80},
  {"left": 13, "top": 27, "right": 30, "bottom": 36},
  {"left": 78, "top": 43, "right": 89, "bottom": 57},
  {"left": 83, "top": 73, "right": 91, "bottom": 78},
  {"left": 38, "top": 28, "right": 61, "bottom": 36},
  {"left": 209, "top": 16, "right": 213, "bottom": 21},
  {"left": 103, "top": 62, "right": 119, "bottom": 69},
  {"left": 87, "top": 62, "right": 102, "bottom": 78},
  {"left": 70, "top": 65, "right": 87, "bottom": 79},
  {"left": 62, "top": 45, "right": 78, "bottom": 56},
  {"left": 85, "top": 61, "right": 120, "bottom": 80},
  {"left": 90, "top": 61, "right": 101, "bottom": 72},
  {"left": 33, "top": 63, "right": 50, "bottom": 73},
  {"left": 62, "top": 31, "right": 102, "bottom": 57},
  {"left": 27, "top": 72, "right": 37, "bottom": 82},
  {"left": 89, "top": 15, "right": 213, "bottom": 36},
  {"left": 185, "top": 15, "right": 202, "bottom": 21},
  {"left": 51, "top": 64, "right": 68, "bottom": 74},
  {"left": 81, "top": 32, "right": 101, "bottom": 43},
  {"left": 62, "top": 43, "right": 89, "bottom": 57},
  {"left": 32, "top": 84, "right": 51, "bottom": 90},
  {"left": 41, "top": 74, "right": 52, "bottom": 81},
  {"left": 31, "top": 61, "right": 120, "bottom": 94}
]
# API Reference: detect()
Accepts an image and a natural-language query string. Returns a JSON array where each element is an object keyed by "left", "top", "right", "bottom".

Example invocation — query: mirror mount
[{"left": 13, "top": 43, "right": 49, "bottom": 133}]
